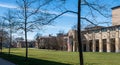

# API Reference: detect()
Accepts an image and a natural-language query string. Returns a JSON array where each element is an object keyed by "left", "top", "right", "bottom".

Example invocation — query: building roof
[
  {"left": 112, "top": 5, "right": 120, "bottom": 10},
  {"left": 84, "top": 26, "right": 104, "bottom": 31},
  {"left": 81, "top": 24, "right": 120, "bottom": 33}
]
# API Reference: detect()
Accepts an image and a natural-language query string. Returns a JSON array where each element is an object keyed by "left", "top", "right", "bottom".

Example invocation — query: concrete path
[{"left": 0, "top": 58, "right": 16, "bottom": 65}]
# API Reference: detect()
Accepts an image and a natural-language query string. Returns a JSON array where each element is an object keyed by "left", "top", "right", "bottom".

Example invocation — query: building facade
[
  {"left": 17, "top": 40, "right": 35, "bottom": 48},
  {"left": 67, "top": 25, "right": 120, "bottom": 53},
  {"left": 67, "top": 6, "right": 120, "bottom": 53},
  {"left": 36, "top": 6, "right": 120, "bottom": 53},
  {"left": 35, "top": 35, "right": 68, "bottom": 51}
]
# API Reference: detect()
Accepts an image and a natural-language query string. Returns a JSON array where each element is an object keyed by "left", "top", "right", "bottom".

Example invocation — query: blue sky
[
  {"left": 0, "top": 0, "right": 77, "bottom": 40},
  {"left": 0, "top": 0, "right": 120, "bottom": 40}
]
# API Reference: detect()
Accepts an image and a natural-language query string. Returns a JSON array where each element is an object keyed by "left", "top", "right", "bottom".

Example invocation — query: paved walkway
[{"left": 0, "top": 58, "right": 16, "bottom": 65}]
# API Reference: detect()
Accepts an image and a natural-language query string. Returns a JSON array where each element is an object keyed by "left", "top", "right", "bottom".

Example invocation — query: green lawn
[{"left": 0, "top": 48, "right": 120, "bottom": 65}]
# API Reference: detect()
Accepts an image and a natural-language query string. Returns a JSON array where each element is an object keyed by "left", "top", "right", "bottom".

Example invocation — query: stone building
[
  {"left": 67, "top": 6, "right": 120, "bottom": 53},
  {"left": 35, "top": 34, "right": 68, "bottom": 50},
  {"left": 112, "top": 6, "right": 120, "bottom": 26},
  {"left": 35, "top": 35, "right": 57, "bottom": 49},
  {"left": 35, "top": 6, "right": 120, "bottom": 52},
  {"left": 17, "top": 40, "right": 35, "bottom": 48}
]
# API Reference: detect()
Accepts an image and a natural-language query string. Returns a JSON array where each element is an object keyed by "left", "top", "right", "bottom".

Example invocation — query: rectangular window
[
  {"left": 95, "top": 29, "right": 100, "bottom": 33},
  {"left": 118, "top": 26, "right": 120, "bottom": 30},
  {"left": 109, "top": 27, "right": 115, "bottom": 31},
  {"left": 101, "top": 28, "right": 107, "bottom": 32}
]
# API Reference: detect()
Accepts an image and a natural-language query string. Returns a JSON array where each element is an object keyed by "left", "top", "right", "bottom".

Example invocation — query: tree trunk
[
  {"left": 0, "top": 37, "right": 2, "bottom": 53},
  {"left": 78, "top": 0, "right": 84, "bottom": 65},
  {"left": 0, "top": 29, "right": 3, "bottom": 53},
  {"left": 9, "top": 23, "right": 12, "bottom": 54},
  {"left": 25, "top": 25, "right": 28, "bottom": 61},
  {"left": 24, "top": 0, "right": 28, "bottom": 61}
]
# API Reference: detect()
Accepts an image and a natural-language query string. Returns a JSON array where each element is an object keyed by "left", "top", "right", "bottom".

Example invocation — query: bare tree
[
  {"left": 0, "top": 21, "right": 9, "bottom": 51},
  {"left": 2, "top": 10, "right": 16, "bottom": 54},
  {"left": 11, "top": 0, "right": 110, "bottom": 64},
  {"left": 43, "top": 0, "right": 111, "bottom": 65},
  {"left": 80, "top": 1, "right": 111, "bottom": 64},
  {"left": 0, "top": 18, "right": 4, "bottom": 53},
  {"left": 0, "top": 17, "right": 9, "bottom": 53},
  {"left": 34, "top": 33, "right": 42, "bottom": 40},
  {"left": 15, "top": 0, "right": 66, "bottom": 61}
]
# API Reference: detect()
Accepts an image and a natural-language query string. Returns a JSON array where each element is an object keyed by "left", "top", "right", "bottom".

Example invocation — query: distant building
[
  {"left": 35, "top": 34, "right": 68, "bottom": 51},
  {"left": 36, "top": 6, "right": 120, "bottom": 53},
  {"left": 112, "top": 6, "right": 120, "bottom": 26},
  {"left": 67, "top": 6, "right": 120, "bottom": 53},
  {"left": 17, "top": 40, "right": 35, "bottom": 48}
]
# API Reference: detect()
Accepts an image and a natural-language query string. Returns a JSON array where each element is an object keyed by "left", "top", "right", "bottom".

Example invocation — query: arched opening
[
  {"left": 111, "top": 38, "right": 115, "bottom": 52},
  {"left": 103, "top": 39, "right": 107, "bottom": 52},
  {"left": 89, "top": 40, "right": 93, "bottom": 52},
  {"left": 95, "top": 40, "right": 99, "bottom": 52},
  {"left": 83, "top": 43, "right": 86, "bottom": 52}
]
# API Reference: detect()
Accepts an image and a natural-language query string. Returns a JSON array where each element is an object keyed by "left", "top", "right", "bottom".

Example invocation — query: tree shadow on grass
[
  {"left": 0, "top": 53, "right": 71, "bottom": 65},
  {"left": 85, "top": 63, "right": 99, "bottom": 65}
]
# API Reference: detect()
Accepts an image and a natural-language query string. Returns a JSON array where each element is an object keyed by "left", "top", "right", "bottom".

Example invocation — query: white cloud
[
  {"left": 0, "top": 3, "right": 17, "bottom": 9},
  {"left": 44, "top": 25, "right": 71, "bottom": 31},
  {"left": 63, "top": 13, "right": 77, "bottom": 18},
  {"left": 0, "top": 3, "right": 76, "bottom": 18}
]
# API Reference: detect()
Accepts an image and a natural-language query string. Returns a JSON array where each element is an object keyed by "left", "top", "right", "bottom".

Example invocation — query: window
[
  {"left": 101, "top": 28, "right": 107, "bottom": 32},
  {"left": 94, "top": 29, "right": 100, "bottom": 33},
  {"left": 118, "top": 26, "right": 120, "bottom": 30},
  {"left": 109, "top": 27, "right": 115, "bottom": 31}
]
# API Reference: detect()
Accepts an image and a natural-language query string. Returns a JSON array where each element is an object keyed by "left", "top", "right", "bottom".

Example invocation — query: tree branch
[
  {"left": 45, "top": 10, "right": 77, "bottom": 24},
  {"left": 81, "top": 17, "right": 97, "bottom": 26},
  {"left": 84, "top": 0, "right": 109, "bottom": 18}
]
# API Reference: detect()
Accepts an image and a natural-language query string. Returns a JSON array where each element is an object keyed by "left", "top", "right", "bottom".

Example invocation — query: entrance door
[
  {"left": 103, "top": 39, "right": 107, "bottom": 52},
  {"left": 96, "top": 40, "right": 99, "bottom": 52}
]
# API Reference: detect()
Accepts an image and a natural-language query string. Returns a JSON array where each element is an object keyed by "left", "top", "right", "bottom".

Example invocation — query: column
[
  {"left": 99, "top": 31, "right": 103, "bottom": 52},
  {"left": 73, "top": 31, "right": 77, "bottom": 52},
  {"left": 75, "top": 41, "right": 79, "bottom": 52},
  {"left": 67, "top": 37, "right": 71, "bottom": 52},
  {"left": 38, "top": 39, "right": 41, "bottom": 48},
  {"left": 107, "top": 30, "right": 111, "bottom": 52},
  {"left": 17, "top": 42, "right": 18, "bottom": 48},
  {"left": 92, "top": 32, "right": 96, "bottom": 52},
  {"left": 86, "top": 33, "right": 90, "bottom": 52},
  {"left": 115, "top": 28, "right": 120, "bottom": 53},
  {"left": 82, "top": 41, "right": 84, "bottom": 51},
  {"left": 36, "top": 38, "right": 39, "bottom": 48},
  {"left": 86, "top": 40, "right": 89, "bottom": 52},
  {"left": 35, "top": 41, "right": 38, "bottom": 48},
  {"left": 73, "top": 41, "right": 76, "bottom": 52}
]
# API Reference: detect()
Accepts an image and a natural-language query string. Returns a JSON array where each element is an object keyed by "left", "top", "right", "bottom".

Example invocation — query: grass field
[{"left": 0, "top": 48, "right": 120, "bottom": 65}]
